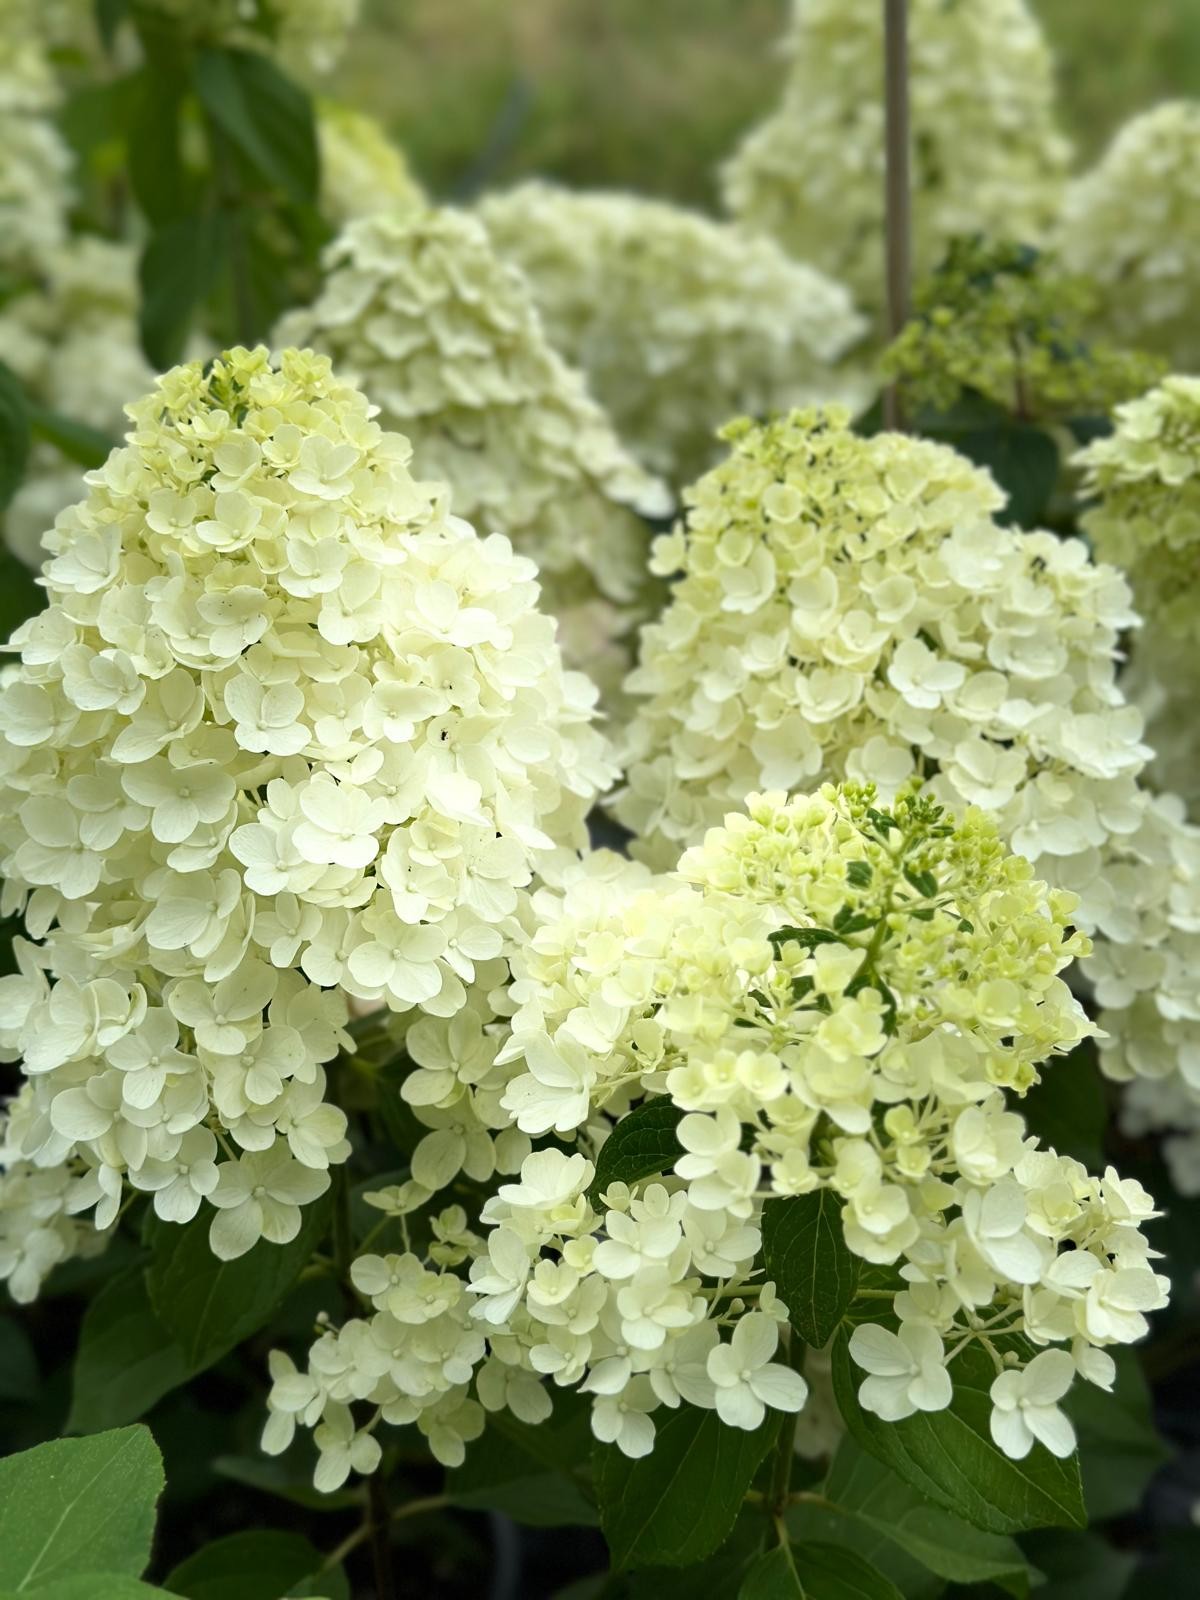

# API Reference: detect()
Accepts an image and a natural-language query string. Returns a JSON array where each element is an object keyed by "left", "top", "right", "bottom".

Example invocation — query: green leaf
[
  {"left": 588, "top": 1099, "right": 685, "bottom": 1202},
  {"left": 447, "top": 1417, "right": 597, "bottom": 1527},
  {"left": 1020, "top": 1039, "right": 1107, "bottom": 1171},
  {"left": 194, "top": 48, "right": 318, "bottom": 207},
  {"left": 125, "top": 63, "right": 190, "bottom": 226},
  {"left": 0, "top": 358, "right": 31, "bottom": 514},
  {"left": 0, "top": 1314, "right": 39, "bottom": 1401},
  {"left": 831, "top": 1334, "right": 1085, "bottom": 1535},
  {"left": 139, "top": 215, "right": 225, "bottom": 369},
  {"left": 956, "top": 421, "right": 1059, "bottom": 528},
  {"left": 163, "top": 1530, "right": 329, "bottom": 1600},
  {"left": 212, "top": 1454, "right": 360, "bottom": 1513},
  {"left": 0, "top": 1579, "right": 168, "bottom": 1600},
  {"left": 791, "top": 1544, "right": 904, "bottom": 1600},
  {"left": 1021, "top": 1530, "right": 1136, "bottom": 1600},
  {"left": 805, "top": 1438, "right": 1030, "bottom": 1593},
  {"left": 0, "top": 1426, "right": 164, "bottom": 1589},
  {"left": 760, "top": 1191, "right": 859, "bottom": 1349},
  {"left": 68, "top": 1268, "right": 191, "bottom": 1432},
  {"left": 630, "top": 1514, "right": 766, "bottom": 1599},
  {"left": 0, "top": 547, "right": 45, "bottom": 640},
  {"left": 145, "top": 1193, "right": 330, "bottom": 1372},
  {"left": 739, "top": 1545, "right": 803, "bottom": 1599},
  {"left": 594, "top": 1405, "right": 780, "bottom": 1570},
  {"left": 1065, "top": 1347, "right": 1169, "bottom": 1520},
  {"left": 29, "top": 406, "right": 115, "bottom": 469}
]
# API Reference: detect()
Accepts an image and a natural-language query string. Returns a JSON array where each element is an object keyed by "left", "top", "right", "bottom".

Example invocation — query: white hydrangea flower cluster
[
  {"left": 276, "top": 207, "right": 671, "bottom": 698},
  {"left": 612, "top": 408, "right": 1200, "bottom": 1151},
  {"left": 0, "top": 0, "right": 73, "bottom": 271},
  {"left": 1, "top": 236, "right": 158, "bottom": 568},
  {"left": 1057, "top": 103, "right": 1200, "bottom": 373},
  {"left": 264, "top": 785, "right": 1167, "bottom": 1485},
  {"left": 476, "top": 181, "right": 866, "bottom": 483},
  {"left": 0, "top": 345, "right": 615, "bottom": 1291},
  {"left": 317, "top": 102, "right": 425, "bottom": 227},
  {"left": 1074, "top": 376, "right": 1200, "bottom": 810},
  {"left": 721, "top": 0, "right": 1070, "bottom": 315},
  {"left": 138, "top": 0, "right": 359, "bottom": 76}
]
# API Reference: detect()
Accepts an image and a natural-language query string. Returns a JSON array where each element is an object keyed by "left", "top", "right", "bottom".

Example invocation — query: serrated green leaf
[
  {"left": 588, "top": 1099, "right": 685, "bottom": 1202},
  {"left": 194, "top": 48, "right": 318, "bottom": 207},
  {"left": 761, "top": 1191, "right": 859, "bottom": 1348},
  {"left": 791, "top": 1543, "right": 904, "bottom": 1600},
  {"left": 810, "top": 1437, "right": 1030, "bottom": 1592},
  {"left": 145, "top": 1193, "right": 330, "bottom": 1371},
  {"left": 831, "top": 1334, "right": 1085, "bottom": 1535},
  {"left": 739, "top": 1545, "right": 803, "bottom": 1599},
  {"left": 68, "top": 1268, "right": 191, "bottom": 1432},
  {"left": 163, "top": 1530, "right": 329, "bottom": 1600},
  {"left": 594, "top": 1406, "right": 780, "bottom": 1570},
  {"left": 0, "top": 1426, "right": 164, "bottom": 1590}
]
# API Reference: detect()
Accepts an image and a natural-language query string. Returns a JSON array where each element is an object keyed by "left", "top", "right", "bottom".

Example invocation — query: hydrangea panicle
[
  {"left": 264, "top": 786, "right": 1166, "bottom": 1487},
  {"left": 0, "top": 345, "right": 614, "bottom": 1286},
  {"left": 275, "top": 207, "right": 671, "bottom": 698}
]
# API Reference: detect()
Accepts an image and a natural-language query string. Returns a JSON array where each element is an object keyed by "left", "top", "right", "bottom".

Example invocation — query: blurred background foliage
[{"left": 330, "top": 0, "right": 1200, "bottom": 205}]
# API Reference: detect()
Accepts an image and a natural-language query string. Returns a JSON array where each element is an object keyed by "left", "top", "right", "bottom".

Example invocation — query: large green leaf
[
  {"left": 630, "top": 1515, "right": 766, "bottom": 1600},
  {"left": 163, "top": 1530, "right": 330, "bottom": 1600},
  {"left": 1021, "top": 1530, "right": 1136, "bottom": 1600},
  {"left": 1020, "top": 1040, "right": 1107, "bottom": 1171},
  {"left": 831, "top": 1334, "right": 1085, "bottom": 1535},
  {"left": 739, "top": 1546, "right": 803, "bottom": 1599},
  {"left": 594, "top": 1406, "right": 779, "bottom": 1570},
  {"left": 126, "top": 63, "right": 190, "bottom": 226},
  {"left": 0, "top": 358, "right": 30, "bottom": 514},
  {"left": 955, "top": 420, "right": 1060, "bottom": 527},
  {"left": 0, "top": 1580, "right": 168, "bottom": 1600},
  {"left": 194, "top": 48, "right": 318, "bottom": 207},
  {"left": 145, "top": 1194, "right": 330, "bottom": 1371},
  {"left": 139, "top": 215, "right": 225, "bottom": 369},
  {"left": 68, "top": 1269, "right": 191, "bottom": 1432},
  {"left": 588, "top": 1099, "right": 685, "bottom": 1202},
  {"left": 798, "top": 1438, "right": 1030, "bottom": 1594},
  {"left": 760, "top": 1191, "right": 859, "bottom": 1348},
  {"left": 0, "top": 1426, "right": 163, "bottom": 1590},
  {"left": 791, "top": 1544, "right": 904, "bottom": 1600},
  {"left": 0, "top": 1314, "right": 39, "bottom": 1401}
]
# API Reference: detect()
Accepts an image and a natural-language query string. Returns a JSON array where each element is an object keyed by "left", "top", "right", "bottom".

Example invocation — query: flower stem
[{"left": 766, "top": 1331, "right": 805, "bottom": 1535}]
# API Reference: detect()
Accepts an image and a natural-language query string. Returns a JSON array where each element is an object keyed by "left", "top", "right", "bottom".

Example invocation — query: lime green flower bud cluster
[
  {"left": 476, "top": 181, "right": 865, "bottom": 483},
  {"left": 722, "top": 0, "right": 1070, "bottom": 316},
  {"left": 883, "top": 239, "right": 1164, "bottom": 422},
  {"left": 276, "top": 208, "right": 672, "bottom": 696},
  {"left": 1058, "top": 102, "right": 1200, "bottom": 373}
]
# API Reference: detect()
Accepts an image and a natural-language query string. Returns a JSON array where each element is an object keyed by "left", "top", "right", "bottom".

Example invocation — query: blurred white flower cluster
[
  {"left": 264, "top": 785, "right": 1166, "bottom": 1484},
  {"left": 138, "top": 0, "right": 360, "bottom": 76},
  {"left": 1058, "top": 103, "right": 1200, "bottom": 373},
  {"left": 276, "top": 207, "right": 671, "bottom": 697},
  {"left": 0, "top": 0, "right": 74, "bottom": 272},
  {"left": 317, "top": 101, "right": 426, "bottom": 227},
  {"left": 476, "top": 181, "right": 865, "bottom": 483},
  {"left": 0, "top": 238, "right": 157, "bottom": 567},
  {"left": 0, "top": 345, "right": 614, "bottom": 1292},
  {"left": 722, "top": 0, "right": 1070, "bottom": 315},
  {"left": 612, "top": 408, "right": 1200, "bottom": 1176}
]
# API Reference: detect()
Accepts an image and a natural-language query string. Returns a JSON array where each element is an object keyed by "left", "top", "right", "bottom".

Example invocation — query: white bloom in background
[
  {"left": 1057, "top": 103, "right": 1200, "bottom": 372},
  {"left": 276, "top": 206, "right": 669, "bottom": 699},
  {"left": 723, "top": 0, "right": 1069, "bottom": 317},
  {"left": 476, "top": 181, "right": 865, "bottom": 483},
  {"left": 0, "top": 346, "right": 613, "bottom": 1295},
  {"left": 848, "top": 1324, "right": 952, "bottom": 1422},
  {"left": 988, "top": 1349, "right": 1077, "bottom": 1460}
]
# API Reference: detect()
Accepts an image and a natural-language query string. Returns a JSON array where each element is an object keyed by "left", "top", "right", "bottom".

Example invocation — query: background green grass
[{"left": 331, "top": 0, "right": 1200, "bottom": 207}]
